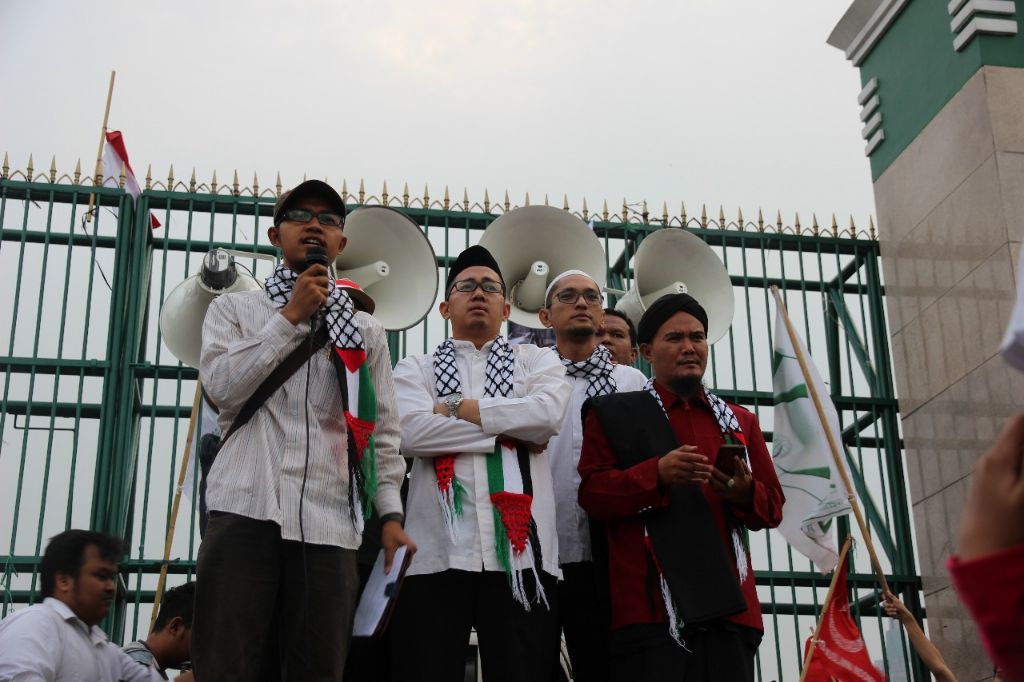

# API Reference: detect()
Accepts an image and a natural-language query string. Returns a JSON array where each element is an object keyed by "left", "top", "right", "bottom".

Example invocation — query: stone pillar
[{"left": 829, "top": 1, "right": 1024, "bottom": 679}]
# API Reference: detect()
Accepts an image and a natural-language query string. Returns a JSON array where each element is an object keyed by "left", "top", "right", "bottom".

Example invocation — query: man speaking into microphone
[{"left": 193, "top": 180, "right": 414, "bottom": 681}]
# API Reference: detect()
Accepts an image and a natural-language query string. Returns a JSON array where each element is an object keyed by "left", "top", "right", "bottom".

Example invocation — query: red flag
[
  {"left": 102, "top": 130, "right": 161, "bottom": 229},
  {"left": 802, "top": 549, "right": 886, "bottom": 681}
]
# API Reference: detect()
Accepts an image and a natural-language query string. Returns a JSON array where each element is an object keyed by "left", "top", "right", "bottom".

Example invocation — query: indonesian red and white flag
[
  {"left": 101, "top": 130, "right": 160, "bottom": 229},
  {"left": 802, "top": 549, "right": 886, "bottom": 681}
]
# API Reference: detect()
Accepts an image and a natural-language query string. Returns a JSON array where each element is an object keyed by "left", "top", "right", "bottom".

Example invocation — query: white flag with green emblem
[{"left": 772, "top": 308, "right": 851, "bottom": 573}]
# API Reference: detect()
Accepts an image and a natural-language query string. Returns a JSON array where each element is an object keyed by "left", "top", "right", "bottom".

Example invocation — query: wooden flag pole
[
  {"left": 770, "top": 286, "right": 890, "bottom": 594},
  {"left": 86, "top": 70, "right": 116, "bottom": 223},
  {"left": 149, "top": 382, "right": 202, "bottom": 632},
  {"left": 799, "top": 536, "right": 853, "bottom": 682}
]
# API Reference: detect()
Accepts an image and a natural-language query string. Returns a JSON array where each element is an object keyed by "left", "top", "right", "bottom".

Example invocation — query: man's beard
[
  {"left": 464, "top": 315, "right": 492, "bottom": 330},
  {"left": 566, "top": 324, "right": 596, "bottom": 340},
  {"left": 667, "top": 374, "right": 702, "bottom": 398}
]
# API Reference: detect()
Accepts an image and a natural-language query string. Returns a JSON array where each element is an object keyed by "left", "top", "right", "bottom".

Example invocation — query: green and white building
[{"left": 830, "top": 2, "right": 1024, "bottom": 678}]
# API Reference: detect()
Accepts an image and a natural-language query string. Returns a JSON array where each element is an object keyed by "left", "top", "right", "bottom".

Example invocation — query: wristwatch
[{"left": 445, "top": 393, "right": 463, "bottom": 418}]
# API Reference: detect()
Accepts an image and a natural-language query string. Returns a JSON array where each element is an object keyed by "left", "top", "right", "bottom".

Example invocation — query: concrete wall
[{"left": 876, "top": 65, "right": 1024, "bottom": 681}]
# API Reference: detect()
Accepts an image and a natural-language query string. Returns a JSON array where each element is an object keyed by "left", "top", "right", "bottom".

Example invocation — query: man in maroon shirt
[{"left": 578, "top": 293, "right": 784, "bottom": 682}]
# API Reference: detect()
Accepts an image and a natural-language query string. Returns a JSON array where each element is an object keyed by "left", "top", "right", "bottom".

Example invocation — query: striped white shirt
[
  {"left": 393, "top": 339, "right": 571, "bottom": 579},
  {"left": 200, "top": 290, "right": 405, "bottom": 549}
]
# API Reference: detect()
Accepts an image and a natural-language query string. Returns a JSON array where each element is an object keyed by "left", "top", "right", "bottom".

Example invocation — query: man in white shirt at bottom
[
  {"left": 538, "top": 270, "right": 648, "bottom": 682},
  {"left": 0, "top": 530, "right": 159, "bottom": 682},
  {"left": 389, "top": 245, "right": 571, "bottom": 682}
]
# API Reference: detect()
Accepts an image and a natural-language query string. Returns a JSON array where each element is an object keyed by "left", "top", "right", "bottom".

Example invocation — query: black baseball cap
[{"left": 273, "top": 179, "right": 347, "bottom": 226}]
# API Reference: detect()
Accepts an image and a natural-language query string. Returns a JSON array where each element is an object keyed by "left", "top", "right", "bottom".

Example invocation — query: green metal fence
[{"left": 0, "top": 171, "right": 923, "bottom": 680}]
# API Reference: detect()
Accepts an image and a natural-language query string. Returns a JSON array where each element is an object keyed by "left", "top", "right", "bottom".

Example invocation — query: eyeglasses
[
  {"left": 553, "top": 288, "right": 602, "bottom": 305},
  {"left": 449, "top": 279, "right": 504, "bottom": 295},
  {"left": 280, "top": 208, "right": 345, "bottom": 228}
]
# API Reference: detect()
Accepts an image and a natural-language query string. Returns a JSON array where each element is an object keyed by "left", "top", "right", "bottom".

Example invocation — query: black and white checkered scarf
[
  {"left": 265, "top": 263, "right": 377, "bottom": 531},
  {"left": 433, "top": 336, "right": 515, "bottom": 399},
  {"left": 265, "top": 264, "right": 364, "bottom": 353},
  {"left": 431, "top": 336, "right": 548, "bottom": 610},
  {"left": 643, "top": 377, "right": 741, "bottom": 436},
  {"left": 558, "top": 344, "right": 617, "bottom": 399}
]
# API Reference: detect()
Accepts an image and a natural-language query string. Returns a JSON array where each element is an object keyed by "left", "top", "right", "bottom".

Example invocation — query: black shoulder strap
[{"left": 220, "top": 324, "right": 330, "bottom": 445}]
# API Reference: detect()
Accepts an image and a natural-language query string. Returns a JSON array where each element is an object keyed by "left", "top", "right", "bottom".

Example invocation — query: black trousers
[
  {"left": 557, "top": 562, "right": 611, "bottom": 682},
  {"left": 343, "top": 560, "right": 387, "bottom": 682},
  {"left": 609, "top": 621, "right": 762, "bottom": 682},
  {"left": 389, "top": 569, "right": 560, "bottom": 682},
  {"left": 192, "top": 512, "right": 359, "bottom": 682}
]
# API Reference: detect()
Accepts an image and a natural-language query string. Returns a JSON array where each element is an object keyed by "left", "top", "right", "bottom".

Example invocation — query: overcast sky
[{"left": 2, "top": 0, "right": 874, "bottom": 229}]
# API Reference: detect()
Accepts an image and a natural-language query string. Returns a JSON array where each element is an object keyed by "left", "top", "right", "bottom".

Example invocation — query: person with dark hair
[
  {"left": 596, "top": 309, "right": 638, "bottom": 366},
  {"left": 123, "top": 582, "right": 196, "bottom": 680},
  {"left": 538, "top": 271, "right": 647, "bottom": 682},
  {"left": 578, "top": 293, "right": 784, "bottom": 682},
  {"left": 388, "top": 245, "right": 571, "bottom": 682},
  {"left": 0, "top": 530, "right": 157, "bottom": 681},
  {"left": 193, "top": 180, "right": 413, "bottom": 680}
]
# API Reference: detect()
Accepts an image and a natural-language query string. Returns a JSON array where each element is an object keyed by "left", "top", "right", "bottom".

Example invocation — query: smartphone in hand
[{"left": 715, "top": 444, "right": 747, "bottom": 476}]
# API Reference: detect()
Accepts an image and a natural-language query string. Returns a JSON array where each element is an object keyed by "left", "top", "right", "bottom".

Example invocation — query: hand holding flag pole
[{"left": 770, "top": 286, "right": 889, "bottom": 593}]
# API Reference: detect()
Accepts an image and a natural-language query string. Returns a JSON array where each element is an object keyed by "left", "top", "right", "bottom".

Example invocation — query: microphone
[
  {"left": 304, "top": 246, "right": 329, "bottom": 331},
  {"left": 304, "top": 245, "right": 329, "bottom": 271}
]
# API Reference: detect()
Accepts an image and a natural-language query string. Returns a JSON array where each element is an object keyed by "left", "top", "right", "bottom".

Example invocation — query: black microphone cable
[
  {"left": 299, "top": 246, "right": 329, "bottom": 545},
  {"left": 298, "top": 245, "right": 327, "bottom": 672}
]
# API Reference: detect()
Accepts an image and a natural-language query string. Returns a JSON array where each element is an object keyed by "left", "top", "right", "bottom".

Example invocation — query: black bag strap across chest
[{"left": 220, "top": 324, "right": 330, "bottom": 446}]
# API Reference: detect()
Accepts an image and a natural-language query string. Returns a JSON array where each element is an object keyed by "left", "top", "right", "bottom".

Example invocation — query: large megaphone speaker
[
  {"left": 334, "top": 206, "right": 438, "bottom": 330},
  {"left": 479, "top": 205, "right": 607, "bottom": 329},
  {"left": 615, "top": 229, "right": 734, "bottom": 343},
  {"left": 160, "top": 249, "right": 263, "bottom": 368}
]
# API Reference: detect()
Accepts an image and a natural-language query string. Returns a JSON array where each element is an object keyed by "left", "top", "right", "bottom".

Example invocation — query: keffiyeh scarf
[
  {"left": 432, "top": 336, "right": 547, "bottom": 610},
  {"left": 643, "top": 377, "right": 750, "bottom": 645},
  {"left": 266, "top": 264, "right": 378, "bottom": 532},
  {"left": 558, "top": 344, "right": 617, "bottom": 398}
]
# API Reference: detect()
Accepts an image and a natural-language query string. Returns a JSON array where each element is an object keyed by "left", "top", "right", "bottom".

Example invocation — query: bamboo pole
[
  {"left": 149, "top": 383, "right": 202, "bottom": 632},
  {"left": 798, "top": 536, "right": 853, "bottom": 682},
  {"left": 770, "top": 285, "right": 890, "bottom": 594},
  {"left": 86, "top": 70, "right": 116, "bottom": 222}
]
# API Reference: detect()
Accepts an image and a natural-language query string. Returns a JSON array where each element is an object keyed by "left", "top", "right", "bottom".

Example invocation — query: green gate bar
[{"left": 0, "top": 170, "right": 923, "bottom": 680}]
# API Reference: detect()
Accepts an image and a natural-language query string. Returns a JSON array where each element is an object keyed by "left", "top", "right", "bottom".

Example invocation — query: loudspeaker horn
[
  {"left": 479, "top": 205, "right": 607, "bottom": 329},
  {"left": 160, "top": 249, "right": 263, "bottom": 368},
  {"left": 334, "top": 206, "right": 439, "bottom": 331},
  {"left": 614, "top": 229, "right": 734, "bottom": 343}
]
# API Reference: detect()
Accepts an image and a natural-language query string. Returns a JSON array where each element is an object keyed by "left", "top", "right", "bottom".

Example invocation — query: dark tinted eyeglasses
[
  {"left": 553, "top": 289, "right": 602, "bottom": 305},
  {"left": 280, "top": 208, "right": 344, "bottom": 228},
  {"left": 450, "top": 279, "right": 504, "bottom": 295}
]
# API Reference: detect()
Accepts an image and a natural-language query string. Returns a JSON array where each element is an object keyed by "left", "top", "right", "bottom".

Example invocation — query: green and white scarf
[
  {"left": 266, "top": 264, "right": 378, "bottom": 531},
  {"left": 432, "top": 336, "right": 548, "bottom": 610}
]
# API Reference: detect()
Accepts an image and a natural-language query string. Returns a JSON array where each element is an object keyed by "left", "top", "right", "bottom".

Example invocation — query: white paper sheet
[{"left": 352, "top": 545, "right": 408, "bottom": 637}]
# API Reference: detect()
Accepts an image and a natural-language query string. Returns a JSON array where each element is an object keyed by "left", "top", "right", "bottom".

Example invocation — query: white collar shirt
[
  {"left": 393, "top": 339, "right": 571, "bottom": 579},
  {"left": 548, "top": 361, "right": 648, "bottom": 564},
  {"left": 199, "top": 290, "right": 406, "bottom": 548},
  {"left": 0, "top": 598, "right": 160, "bottom": 681}
]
